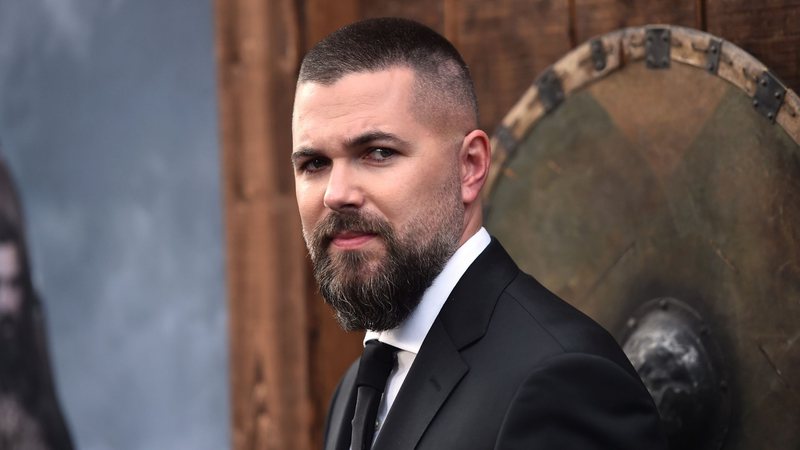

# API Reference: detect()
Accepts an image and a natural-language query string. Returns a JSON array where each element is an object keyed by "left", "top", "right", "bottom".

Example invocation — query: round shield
[{"left": 484, "top": 25, "right": 800, "bottom": 450}]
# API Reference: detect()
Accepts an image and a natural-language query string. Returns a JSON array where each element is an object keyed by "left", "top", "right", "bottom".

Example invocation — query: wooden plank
[
  {"left": 305, "top": 289, "right": 364, "bottom": 450},
  {"left": 573, "top": 0, "right": 698, "bottom": 44},
  {"left": 303, "top": 0, "right": 360, "bottom": 49},
  {"left": 706, "top": 0, "right": 800, "bottom": 93},
  {"left": 456, "top": 0, "right": 573, "bottom": 132},
  {"left": 359, "top": 0, "right": 444, "bottom": 32},
  {"left": 215, "top": 0, "right": 312, "bottom": 449}
]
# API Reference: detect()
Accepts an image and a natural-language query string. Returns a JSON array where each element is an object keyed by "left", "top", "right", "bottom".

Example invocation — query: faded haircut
[{"left": 298, "top": 17, "right": 479, "bottom": 128}]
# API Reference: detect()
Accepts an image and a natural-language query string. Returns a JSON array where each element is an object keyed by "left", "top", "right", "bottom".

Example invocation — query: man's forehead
[
  {"left": 298, "top": 65, "right": 417, "bottom": 89},
  {"left": 294, "top": 67, "right": 416, "bottom": 108},
  {"left": 292, "top": 68, "right": 418, "bottom": 143}
]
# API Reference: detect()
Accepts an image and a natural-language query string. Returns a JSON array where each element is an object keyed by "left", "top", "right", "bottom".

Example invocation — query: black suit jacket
[{"left": 325, "top": 239, "right": 666, "bottom": 449}]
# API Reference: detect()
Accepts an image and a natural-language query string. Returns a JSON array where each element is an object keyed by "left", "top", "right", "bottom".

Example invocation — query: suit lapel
[
  {"left": 325, "top": 362, "right": 359, "bottom": 450},
  {"left": 440, "top": 239, "right": 519, "bottom": 348},
  {"left": 372, "top": 319, "right": 467, "bottom": 450}
]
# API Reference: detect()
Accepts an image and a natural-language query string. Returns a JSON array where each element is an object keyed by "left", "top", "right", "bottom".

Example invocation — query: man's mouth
[{"left": 330, "top": 230, "right": 378, "bottom": 249}]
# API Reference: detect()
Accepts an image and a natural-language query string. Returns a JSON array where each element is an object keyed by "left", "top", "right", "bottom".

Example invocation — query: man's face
[{"left": 292, "top": 67, "right": 465, "bottom": 331}]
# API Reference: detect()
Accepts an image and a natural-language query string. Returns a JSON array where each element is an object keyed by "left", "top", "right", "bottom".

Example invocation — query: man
[{"left": 291, "top": 17, "right": 667, "bottom": 450}]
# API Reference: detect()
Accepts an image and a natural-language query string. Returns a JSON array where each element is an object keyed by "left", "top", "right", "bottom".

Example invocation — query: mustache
[{"left": 310, "top": 210, "right": 393, "bottom": 249}]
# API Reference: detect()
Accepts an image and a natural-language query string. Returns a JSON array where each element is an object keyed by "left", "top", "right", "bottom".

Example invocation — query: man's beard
[{"left": 305, "top": 189, "right": 463, "bottom": 331}]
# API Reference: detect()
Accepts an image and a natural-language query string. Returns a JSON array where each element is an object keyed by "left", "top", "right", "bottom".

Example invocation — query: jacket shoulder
[{"left": 496, "top": 271, "right": 638, "bottom": 377}]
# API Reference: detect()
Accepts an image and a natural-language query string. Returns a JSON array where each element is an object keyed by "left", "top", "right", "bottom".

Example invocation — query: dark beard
[{"left": 307, "top": 210, "right": 459, "bottom": 331}]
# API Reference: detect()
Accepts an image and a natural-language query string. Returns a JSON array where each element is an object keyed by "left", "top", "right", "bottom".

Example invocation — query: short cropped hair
[{"left": 298, "top": 17, "right": 479, "bottom": 128}]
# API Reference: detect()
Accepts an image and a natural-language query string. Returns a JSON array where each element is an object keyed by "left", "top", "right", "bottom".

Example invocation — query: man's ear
[{"left": 459, "top": 129, "right": 491, "bottom": 205}]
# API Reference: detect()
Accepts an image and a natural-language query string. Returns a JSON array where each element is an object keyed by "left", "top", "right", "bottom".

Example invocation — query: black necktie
[{"left": 351, "top": 340, "right": 397, "bottom": 450}]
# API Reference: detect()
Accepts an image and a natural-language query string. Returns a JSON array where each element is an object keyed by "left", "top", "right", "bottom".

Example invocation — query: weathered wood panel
[
  {"left": 706, "top": 0, "right": 800, "bottom": 92},
  {"left": 456, "top": 0, "right": 573, "bottom": 132},
  {"left": 573, "top": 0, "right": 699, "bottom": 43},
  {"left": 359, "top": 0, "right": 445, "bottom": 31},
  {"left": 305, "top": 286, "right": 364, "bottom": 450},
  {"left": 215, "top": 0, "right": 312, "bottom": 448},
  {"left": 302, "top": 0, "right": 359, "bottom": 49}
]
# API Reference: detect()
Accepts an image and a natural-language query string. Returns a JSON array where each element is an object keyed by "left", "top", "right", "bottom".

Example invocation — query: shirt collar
[{"left": 364, "top": 227, "right": 491, "bottom": 353}]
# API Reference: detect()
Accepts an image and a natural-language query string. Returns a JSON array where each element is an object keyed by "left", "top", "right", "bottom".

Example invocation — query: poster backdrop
[{"left": 0, "top": 0, "right": 229, "bottom": 449}]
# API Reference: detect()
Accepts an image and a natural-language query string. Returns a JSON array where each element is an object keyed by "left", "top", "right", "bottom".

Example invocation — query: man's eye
[
  {"left": 367, "top": 148, "right": 395, "bottom": 161},
  {"left": 300, "top": 158, "right": 329, "bottom": 173}
]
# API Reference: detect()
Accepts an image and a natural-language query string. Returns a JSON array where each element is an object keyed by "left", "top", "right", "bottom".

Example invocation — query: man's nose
[{"left": 323, "top": 164, "right": 363, "bottom": 210}]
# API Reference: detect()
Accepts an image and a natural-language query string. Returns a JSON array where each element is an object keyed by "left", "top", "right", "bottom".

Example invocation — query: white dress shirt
[{"left": 362, "top": 227, "right": 491, "bottom": 439}]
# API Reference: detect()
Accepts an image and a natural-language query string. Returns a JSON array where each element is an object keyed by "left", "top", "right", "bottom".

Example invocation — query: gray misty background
[{"left": 0, "top": 0, "right": 229, "bottom": 449}]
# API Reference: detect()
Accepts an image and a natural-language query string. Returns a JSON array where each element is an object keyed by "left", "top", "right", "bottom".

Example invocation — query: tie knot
[{"left": 356, "top": 340, "right": 398, "bottom": 391}]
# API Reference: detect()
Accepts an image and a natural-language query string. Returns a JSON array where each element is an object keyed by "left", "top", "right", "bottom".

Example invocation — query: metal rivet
[
  {"left": 767, "top": 112, "right": 774, "bottom": 120},
  {"left": 659, "top": 299, "right": 668, "bottom": 310},
  {"left": 708, "top": 63, "right": 716, "bottom": 71},
  {"left": 594, "top": 62, "right": 604, "bottom": 71},
  {"left": 761, "top": 78, "right": 768, "bottom": 87},
  {"left": 774, "top": 91, "right": 783, "bottom": 99},
  {"left": 662, "top": 34, "right": 669, "bottom": 43},
  {"left": 710, "top": 45, "right": 717, "bottom": 54},
  {"left": 753, "top": 99, "right": 760, "bottom": 108}
]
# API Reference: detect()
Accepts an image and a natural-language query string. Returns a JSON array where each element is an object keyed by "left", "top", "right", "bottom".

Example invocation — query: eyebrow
[
  {"left": 291, "top": 148, "right": 319, "bottom": 167},
  {"left": 344, "top": 130, "right": 410, "bottom": 148},
  {"left": 291, "top": 130, "right": 411, "bottom": 166}
]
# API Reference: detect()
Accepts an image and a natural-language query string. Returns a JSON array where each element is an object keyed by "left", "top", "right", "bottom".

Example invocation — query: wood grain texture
[
  {"left": 305, "top": 288, "right": 364, "bottom": 450},
  {"left": 456, "top": 0, "right": 572, "bottom": 132},
  {"left": 706, "top": 0, "right": 800, "bottom": 92},
  {"left": 302, "top": 0, "right": 360, "bottom": 49},
  {"left": 359, "top": 0, "right": 444, "bottom": 31},
  {"left": 215, "top": 0, "right": 312, "bottom": 448},
  {"left": 573, "top": 0, "right": 699, "bottom": 43}
]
